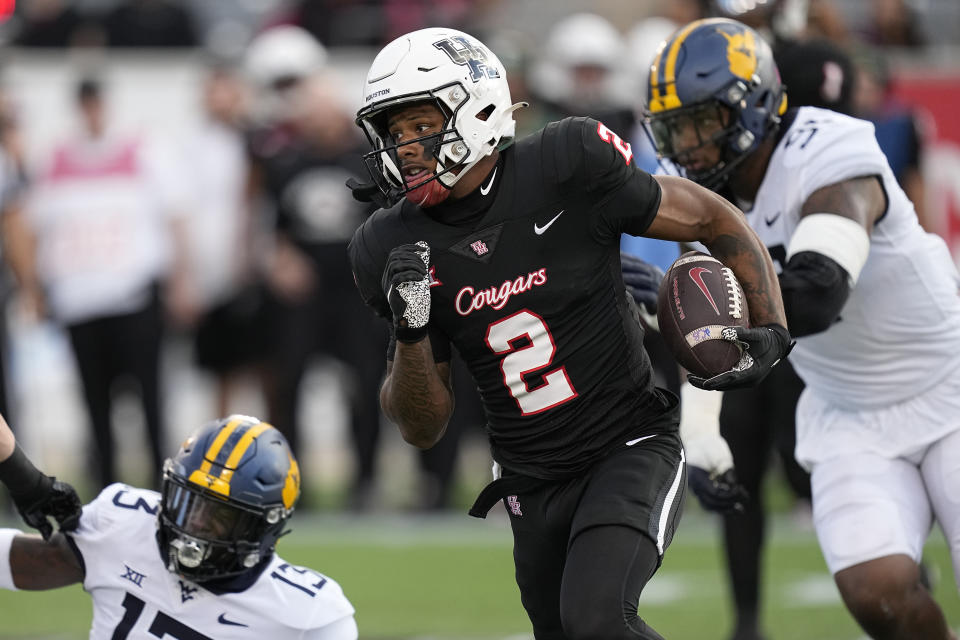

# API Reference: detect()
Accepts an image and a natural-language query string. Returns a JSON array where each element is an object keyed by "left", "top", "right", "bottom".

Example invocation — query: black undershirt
[{"left": 422, "top": 155, "right": 504, "bottom": 227}]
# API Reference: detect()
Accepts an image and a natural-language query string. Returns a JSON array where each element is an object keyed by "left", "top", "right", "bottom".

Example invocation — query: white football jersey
[
  {"left": 69, "top": 484, "right": 357, "bottom": 640},
  {"left": 741, "top": 107, "right": 960, "bottom": 409}
]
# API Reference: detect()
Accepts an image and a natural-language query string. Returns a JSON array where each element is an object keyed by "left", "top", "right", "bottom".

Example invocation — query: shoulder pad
[
  {"left": 780, "top": 107, "right": 888, "bottom": 202},
  {"left": 72, "top": 484, "right": 159, "bottom": 544},
  {"left": 540, "top": 116, "right": 636, "bottom": 194},
  {"left": 780, "top": 107, "right": 879, "bottom": 169}
]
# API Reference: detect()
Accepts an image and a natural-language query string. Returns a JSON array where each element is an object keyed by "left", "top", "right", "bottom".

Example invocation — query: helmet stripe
[
  {"left": 661, "top": 19, "right": 707, "bottom": 112},
  {"left": 650, "top": 18, "right": 734, "bottom": 114},
  {"left": 197, "top": 416, "right": 246, "bottom": 475},
  {"left": 649, "top": 41, "right": 667, "bottom": 112},
  {"left": 218, "top": 422, "right": 273, "bottom": 486}
]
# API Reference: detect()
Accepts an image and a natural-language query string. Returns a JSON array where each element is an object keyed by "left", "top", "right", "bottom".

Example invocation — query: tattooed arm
[
  {"left": 646, "top": 175, "right": 786, "bottom": 328},
  {"left": 381, "top": 344, "right": 454, "bottom": 449},
  {"left": 4, "top": 531, "right": 83, "bottom": 590}
]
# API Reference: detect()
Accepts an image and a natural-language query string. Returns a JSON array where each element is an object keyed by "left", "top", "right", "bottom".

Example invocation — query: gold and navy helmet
[
  {"left": 644, "top": 18, "right": 787, "bottom": 189},
  {"left": 157, "top": 415, "right": 300, "bottom": 582}
]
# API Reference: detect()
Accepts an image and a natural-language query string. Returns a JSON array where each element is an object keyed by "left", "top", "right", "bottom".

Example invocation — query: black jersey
[{"left": 348, "top": 117, "right": 679, "bottom": 479}]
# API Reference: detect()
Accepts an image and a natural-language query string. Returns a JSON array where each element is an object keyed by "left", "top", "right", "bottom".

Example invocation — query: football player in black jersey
[{"left": 347, "top": 27, "right": 792, "bottom": 640}]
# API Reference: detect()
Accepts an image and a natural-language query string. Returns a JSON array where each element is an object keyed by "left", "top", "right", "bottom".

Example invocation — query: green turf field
[{"left": 0, "top": 511, "right": 956, "bottom": 639}]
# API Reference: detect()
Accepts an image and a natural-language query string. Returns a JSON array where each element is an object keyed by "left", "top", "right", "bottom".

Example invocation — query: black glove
[
  {"left": 0, "top": 446, "right": 82, "bottom": 540},
  {"left": 688, "top": 466, "right": 748, "bottom": 514},
  {"left": 381, "top": 242, "right": 431, "bottom": 343},
  {"left": 346, "top": 177, "right": 402, "bottom": 210},
  {"left": 688, "top": 323, "right": 794, "bottom": 391},
  {"left": 620, "top": 252, "right": 664, "bottom": 317}
]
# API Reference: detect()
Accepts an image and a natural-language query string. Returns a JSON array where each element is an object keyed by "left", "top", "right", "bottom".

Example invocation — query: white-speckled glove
[{"left": 382, "top": 241, "right": 431, "bottom": 343}]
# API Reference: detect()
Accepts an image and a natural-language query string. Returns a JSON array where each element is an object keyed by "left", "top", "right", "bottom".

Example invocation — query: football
[{"left": 656, "top": 251, "right": 750, "bottom": 378}]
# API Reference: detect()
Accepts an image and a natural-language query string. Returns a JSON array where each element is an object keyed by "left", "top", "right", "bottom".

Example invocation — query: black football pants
[
  {"left": 507, "top": 435, "right": 685, "bottom": 639},
  {"left": 67, "top": 288, "right": 164, "bottom": 490}
]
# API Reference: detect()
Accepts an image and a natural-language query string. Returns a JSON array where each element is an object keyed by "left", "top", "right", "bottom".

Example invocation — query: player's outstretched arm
[
  {"left": 678, "top": 383, "right": 747, "bottom": 513},
  {"left": 0, "top": 531, "right": 83, "bottom": 591},
  {"left": 780, "top": 177, "right": 880, "bottom": 337},
  {"left": 0, "top": 413, "right": 82, "bottom": 540}
]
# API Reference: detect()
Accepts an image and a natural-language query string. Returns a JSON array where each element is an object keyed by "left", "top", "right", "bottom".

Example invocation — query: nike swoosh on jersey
[
  {"left": 479, "top": 167, "right": 498, "bottom": 195},
  {"left": 218, "top": 613, "right": 249, "bottom": 627},
  {"left": 534, "top": 210, "right": 564, "bottom": 235},
  {"left": 765, "top": 211, "right": 782, "bottom": 226},
  {"left": 626, "top": 434, "right": 657, "bottom": 446}
]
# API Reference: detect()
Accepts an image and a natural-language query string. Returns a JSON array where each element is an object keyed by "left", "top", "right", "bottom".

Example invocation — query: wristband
[
  {"left": 395, "top": 324, "right": 428, "bottom": 344},
  {"left": 0, "top": 528, "right": 21, "bottom": 590}
]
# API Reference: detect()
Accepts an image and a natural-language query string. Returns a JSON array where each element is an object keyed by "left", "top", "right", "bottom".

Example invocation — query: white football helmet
[
  {"left": 355, "top": 27, "right": 525, "bottom": 203},
  {"left": 244, "top": 26, "right": 327, "bottom": 124},
  {"left": 244, "top": 25, "right": 327, "bottom": 90},
  {"left": 528, "top": 13, "right": 630, "bottom": 112}
]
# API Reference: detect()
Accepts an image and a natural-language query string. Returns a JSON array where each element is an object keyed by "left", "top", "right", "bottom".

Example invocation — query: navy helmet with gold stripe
[
  {"left": 157, "top": 415, "right": 301, "bottom": 582},
  {"left": 644, "top": 18, "right": 787, "bottom": 189}
]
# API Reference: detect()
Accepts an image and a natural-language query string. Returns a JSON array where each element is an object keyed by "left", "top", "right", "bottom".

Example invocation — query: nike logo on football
[
  {"left": 534, "top": 210, "right": 564, "bottom": 235},
  {"left": 765, "top": 211, "right": 781, "bottom": 226},
  {"left": 218, "top": 613, "right": 248, "bottom": 627},
  {"left": 688, "top": 267, "right": 721, "bottom": 315},
  {"left": 626, "top": 434, "right": 657, "bottom": 446},
  {"left": 479, "top": 167, "right": 498, "bottom": 195}
]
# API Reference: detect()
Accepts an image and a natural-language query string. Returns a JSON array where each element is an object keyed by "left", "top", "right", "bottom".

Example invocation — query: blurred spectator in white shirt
[{"left": 17, "top": 76, "right": 197, "bottom": 490}]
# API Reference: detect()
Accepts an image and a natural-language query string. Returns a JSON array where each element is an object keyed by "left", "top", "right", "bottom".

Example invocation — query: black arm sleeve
[
  {"left": 0, "top": 446, "right": 48, "bottom": 500},
  {"left": 779, "top": 251, "right": 851, "bottom": 338}
]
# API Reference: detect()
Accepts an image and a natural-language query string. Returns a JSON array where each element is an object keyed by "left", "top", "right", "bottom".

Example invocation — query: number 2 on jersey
[
  {"left": 486, "top": 310, "right": 577, "bottom": 415},
  {"left": 597, "top": 122, "right": 633, "bottom": 165}
]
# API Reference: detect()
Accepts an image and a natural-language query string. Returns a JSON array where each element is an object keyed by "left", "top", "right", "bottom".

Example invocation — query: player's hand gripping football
[
  {"left": 687, "top": 324, "right": 794, "bottom": 391},
  {"left": 680, "top": 383, "right": 748, "bottom": 514},
  {"left": 620, "top": 252, "right": 663, "bottom": 331},
  {"left": 0, "top": 446, "right": 82, "bottom": 540},
  {"left": 382, "top": 241, "right": 432, "bottom": 343}
]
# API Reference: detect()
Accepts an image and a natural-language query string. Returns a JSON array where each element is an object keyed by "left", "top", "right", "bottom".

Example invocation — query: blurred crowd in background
[{"left": 0, "top": 0, "right": 956, "bottom": 515}]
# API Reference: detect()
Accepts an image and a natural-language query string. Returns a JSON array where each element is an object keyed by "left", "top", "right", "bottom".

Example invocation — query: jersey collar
[{"left": 420, "top": 153, "right": 505, "bottom": 228}]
